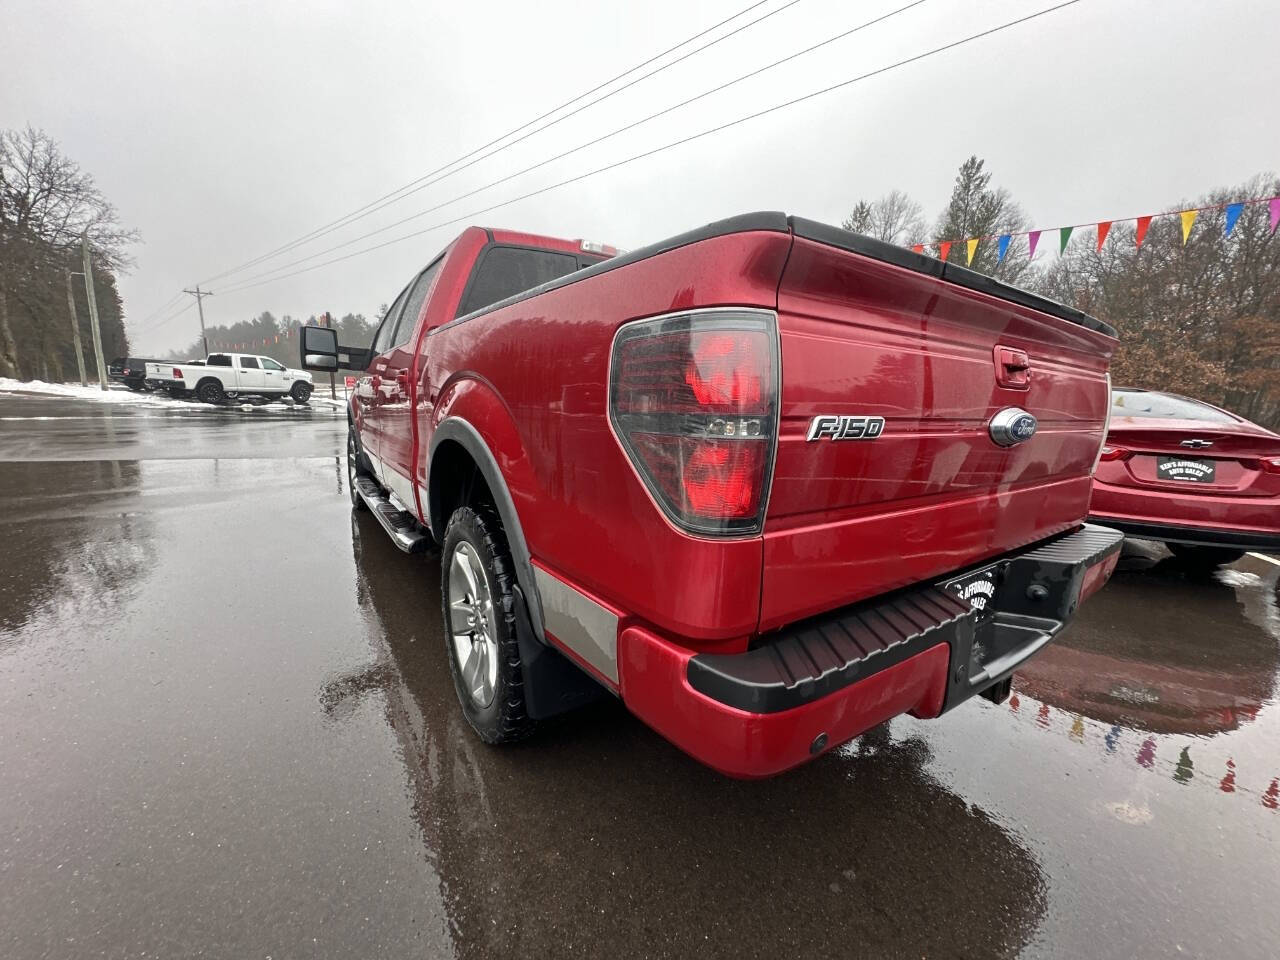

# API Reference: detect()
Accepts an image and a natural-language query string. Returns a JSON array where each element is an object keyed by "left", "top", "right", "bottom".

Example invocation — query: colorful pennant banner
[
  {"left": 913, "top": 194, "right": 1280, "bottom": 261},
  {"left": 210, "top": 325, "right": 297, "bottom": 352}
]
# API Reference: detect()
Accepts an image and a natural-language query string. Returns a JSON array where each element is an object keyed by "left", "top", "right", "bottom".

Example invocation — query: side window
[
  {"left": 371, "top": 288, "right": 410, "bottom": 356},
  {"left": 261, "top": 358, "right": 285, "bottom": 372},
  {"left": 456, "top": 247, "right": 580, "bottom": 318},
  {"left": 239, "top": 356, "right": 260, "bottom": 369},
  {"left": 389, "top": 258, "right": 443, "bottom": 349},
  {"left": 207, "top": 354, "right": 232, "bottom": 367}
]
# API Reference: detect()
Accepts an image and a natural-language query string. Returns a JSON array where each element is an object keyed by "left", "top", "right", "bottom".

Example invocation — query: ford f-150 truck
[
  {"left": 147, "top": 352, "right": 314, "bottom": 403},
  {"left": 301, "top": 212, "right": 1124, "bottom": 778}
]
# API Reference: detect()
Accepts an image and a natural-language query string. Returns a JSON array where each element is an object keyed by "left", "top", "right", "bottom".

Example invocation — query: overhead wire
[
  {"left": 217, "top": 0, "right": 931, "bottom": 289},
  {"left": 196, "top": 0, "right": 796, "bottom": 286},
  {"left": 217, "top": 0, "right": 1085, "bottom": 297}
]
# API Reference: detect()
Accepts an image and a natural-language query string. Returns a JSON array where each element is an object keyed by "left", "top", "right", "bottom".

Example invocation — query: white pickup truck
[{"left": 146, "top": 353, "right": 314, "bottom": 404}]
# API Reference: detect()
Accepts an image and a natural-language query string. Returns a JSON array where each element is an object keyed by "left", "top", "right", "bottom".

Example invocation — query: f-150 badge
[{"left": 806, "top": 415, "right": 886, "bottom": 441}]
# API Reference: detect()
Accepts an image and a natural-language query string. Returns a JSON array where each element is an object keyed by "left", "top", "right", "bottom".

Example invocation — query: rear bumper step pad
[{"left": 687, "top": 523, "right": 1124, "bottom": 714}]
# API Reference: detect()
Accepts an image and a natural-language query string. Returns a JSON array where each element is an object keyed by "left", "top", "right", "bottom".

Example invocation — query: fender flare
[{"left": 428, "top": 417, "right": 545, "bottom": 642}]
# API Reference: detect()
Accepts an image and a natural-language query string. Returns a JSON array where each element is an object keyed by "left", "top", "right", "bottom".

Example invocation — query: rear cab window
[
  {"left": 455, "top": 246, "right": 596, "bottom": 318},
  {"left": 207, "top": 354, "right": 232, "bottom": 367},
  {"left": 1111, "top": 390, "right": 1237, "bottom": 423}
]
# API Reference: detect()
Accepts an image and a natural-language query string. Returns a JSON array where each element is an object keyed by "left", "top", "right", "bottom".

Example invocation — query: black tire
[
  {"left": 1168, "top": 544, "right": 1245, "bottom": 569},
  {"left": 196, "top": 379, "right": 225, "bottom": 404},
  {"left": 347, "top": 425, "right": 370, "bottom": 511},
  {"left": 440, "top": 505, "right": 535, "bottom": 744},
  {"left": 125, "top": 380, "right": 145, "bottom": 392},
  {"left": 290, "top": 382, "right": 313, "bottom": 404}
]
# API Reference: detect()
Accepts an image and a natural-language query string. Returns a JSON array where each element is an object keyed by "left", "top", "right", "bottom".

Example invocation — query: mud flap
[{"left": 512, "top": 585, "right": 610, "bottom": 719}]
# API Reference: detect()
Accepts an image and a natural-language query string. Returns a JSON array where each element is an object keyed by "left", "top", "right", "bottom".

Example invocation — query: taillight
[
  {"left": 172, "top": 368, "right": 184, "bottom": 379},
  {"left": 1260, "top": 457, "right": 1280, "bottom": 475},
  {"left": 1098, "top": 446, "right": 1130, "bottom": 462},
  {"left": 609, "top": 310, "right": 777, "bottom": 536}
]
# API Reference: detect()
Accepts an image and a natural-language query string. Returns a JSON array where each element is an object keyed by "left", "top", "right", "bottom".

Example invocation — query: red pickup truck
[{"left": 301, "top": 212, "right": 1124, "bottom": 778}]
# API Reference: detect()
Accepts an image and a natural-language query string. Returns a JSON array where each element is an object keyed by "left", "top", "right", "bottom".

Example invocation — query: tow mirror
[{"left": 300, "top": 326, "right": 339, "bottom": 371}]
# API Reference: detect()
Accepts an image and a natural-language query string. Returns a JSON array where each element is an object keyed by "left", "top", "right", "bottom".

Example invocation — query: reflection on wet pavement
[
  {"left": 331, "top": 513, "right": 1047, "bottom": 959},
  {"left": 1, "top": 395, "right": 1278, "bottom": 959}
]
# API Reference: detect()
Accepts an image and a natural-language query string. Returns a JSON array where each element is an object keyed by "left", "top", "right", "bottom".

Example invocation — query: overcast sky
[{"left": 5, "top": 0, "right": 1278, "bottom": 355}]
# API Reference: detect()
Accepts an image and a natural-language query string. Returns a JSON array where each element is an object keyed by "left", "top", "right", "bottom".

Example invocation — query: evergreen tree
[{"left": 933, "top": 156, "right": 1031, "bottom": 282}]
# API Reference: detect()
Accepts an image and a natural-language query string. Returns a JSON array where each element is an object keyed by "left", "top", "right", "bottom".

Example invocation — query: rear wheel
[
  {"left": 1168, "top": 544, "right": 1245, "bottom": 569},
  {"left": 441, "top": 506, "right": 535, "bottom": 744},
  {"left": 196, "top": 379, "right": 225, "bottom": 404},
  {"left": 291, "top": 382, "right": 313, "bottom": 404}
]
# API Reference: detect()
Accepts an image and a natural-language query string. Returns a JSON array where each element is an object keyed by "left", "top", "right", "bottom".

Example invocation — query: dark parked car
[
  {"left": 107, "top": 357, "right": 163, "bottom": 391},
  {"left": 1090, "top": 388, "right": 1280, "bottom": 567}
]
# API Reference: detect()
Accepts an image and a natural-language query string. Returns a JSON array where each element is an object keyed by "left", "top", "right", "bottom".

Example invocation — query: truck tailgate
[{"left": 760, "top": 220, "right": 1116, "bottom": 631}]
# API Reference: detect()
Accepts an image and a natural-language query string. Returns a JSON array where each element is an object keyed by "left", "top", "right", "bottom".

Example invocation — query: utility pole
[
  {"left": 81, "top": 234, "right": 109, "bottom": 390},
  {"left": 183, "top": 286, "right": 213, "bottom": 357},
  {"left": 64, "top": 270, "right": 88, "bottom": 386}
]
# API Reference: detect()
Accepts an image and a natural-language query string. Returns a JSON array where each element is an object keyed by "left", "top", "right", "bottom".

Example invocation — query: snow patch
[{"left": 0, "top": 378, "right": 175, "bottom": 406}]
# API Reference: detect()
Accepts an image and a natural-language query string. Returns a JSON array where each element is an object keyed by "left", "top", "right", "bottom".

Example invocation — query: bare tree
[
  {"left": 1037, "top": 173, "right": 1280, "bottom": 427},
  {"left": 0, "top": 127, "right": 137, "bottom": 378},
  {"left": 841, "top": 190, "right": 926, "bottom": 246}
]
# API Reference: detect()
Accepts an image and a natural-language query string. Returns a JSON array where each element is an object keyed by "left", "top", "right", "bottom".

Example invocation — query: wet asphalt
[{"left": 1, "top": 387, "right": 1278, "bottom": 960}]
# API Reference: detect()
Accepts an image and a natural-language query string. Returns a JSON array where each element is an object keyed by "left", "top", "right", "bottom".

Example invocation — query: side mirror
[{"left": 299, "top": 326, "right": 339, "bottom": 371}]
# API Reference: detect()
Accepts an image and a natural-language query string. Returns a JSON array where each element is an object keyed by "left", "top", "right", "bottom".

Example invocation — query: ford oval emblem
[{"left": 989, "top": 407, "right": 1037, "bottom": 447}]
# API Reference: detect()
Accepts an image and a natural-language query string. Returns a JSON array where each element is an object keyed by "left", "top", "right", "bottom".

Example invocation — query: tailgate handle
[{"left": 994, "top": 346, "right": 1031, "bottom": 389}]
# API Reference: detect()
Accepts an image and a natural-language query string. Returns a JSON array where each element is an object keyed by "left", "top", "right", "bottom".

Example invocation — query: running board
[{"left": 354, "top": 475, "right": 433, "bottom": 554}]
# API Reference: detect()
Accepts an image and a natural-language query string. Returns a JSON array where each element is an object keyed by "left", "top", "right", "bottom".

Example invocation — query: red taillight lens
[
  {"left": 1260, "top": 457, "right": 1280, "bottom": 475},
  {"left": 172, "top": 368, "right": 184, "bottom": 379},
  {"left": 610, "top": 311, "right": 776, "bottom": 535},
  {"left": 1098, "top": 445, "right": 1129, "bottom": 462}
]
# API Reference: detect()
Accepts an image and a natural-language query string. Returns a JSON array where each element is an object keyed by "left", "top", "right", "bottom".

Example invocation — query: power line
[
  {"left": 197, "top": 0, "right": 793, "bottom": 286},
  {"left": 219, "top": 0, "right": 930, "bottom": 288},
  {"left": 219, "top": 0, "right": 1084, "bottom": 297},
  {"left": 130, "top": 290, "right": 185, "bottom": 330},
  {"left": 136, "top": 300, "right": 195, "bottom": 335}
]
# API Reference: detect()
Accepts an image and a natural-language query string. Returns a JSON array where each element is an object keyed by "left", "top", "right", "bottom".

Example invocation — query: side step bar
[{"left": 354, "top": 475, "right": 433, "bottom": 554}]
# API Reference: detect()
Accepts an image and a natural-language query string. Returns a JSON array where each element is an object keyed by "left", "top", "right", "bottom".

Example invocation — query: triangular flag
[
  {"left": 911, "top": 243, "right": 924, "bottom": 254},
  {"left": 1059, "top": 225, "right": 1074, "bottom": 254},
  {"left": 1096, "top": 221, "right": 1112, "bottom": 251},
  {"left": 938, "top": 241, "right": 951, "bottom": 262},
  {"left": 1179, "top": 209, "right": 1198, "bottom": 245},
  {"left": 997, "top": 234, "right": 1011, "bottom": 262},
  {"left": 1135, "top": 215, "right": 1153, "bottom": 249},
  {"left": 1028, "top": 230, "right": 1041, "bottom": 259},
  {"left": 1269, "top": 198, "right": 1280, "bottom": 235},
  {"left": 1224, "top": 203, "right": 1244, "bottom": 237},
  {"left": 966, "top": 237, "right": 980, "bottom": 265}
]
